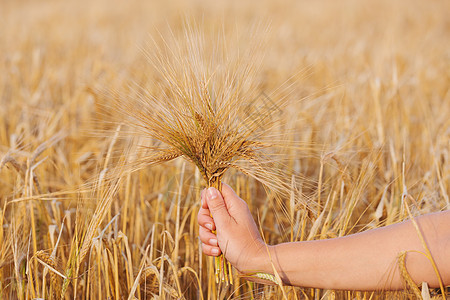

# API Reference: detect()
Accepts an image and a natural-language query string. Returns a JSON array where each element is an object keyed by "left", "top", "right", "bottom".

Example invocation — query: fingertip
[
  {"left": 205, "top": 222, "right": 214, "bottom": 231},
  {"left": 211, "top": 247, "right": 220, "bottom": 256},
  {"left": 202, "top": 243, "right": 222, "bottom": 257},
  {"left": 198, "top": 214, "right": 215, "bottom": 231},
  {"left": 207, "top": 187, "right": 222, "bottom": 201},
  {"left": 199, "top": 226, "right": 218, "bottom": 245}
]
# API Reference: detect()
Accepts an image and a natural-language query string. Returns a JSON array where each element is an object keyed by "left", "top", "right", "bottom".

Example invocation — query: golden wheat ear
[{"left": 238, "top": 272, "right": 278, "bottom": 285}]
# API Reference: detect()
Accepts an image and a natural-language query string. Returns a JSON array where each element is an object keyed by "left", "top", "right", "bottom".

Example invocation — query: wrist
[
  {"left": 252, "top": 243, "right": 277, "bottom": 274},
  {"left": 249, "top": 244, "right": 291, "bottom": 285},
  {"left": 258, "top": 244, "right": 293, "bottom": 286}
]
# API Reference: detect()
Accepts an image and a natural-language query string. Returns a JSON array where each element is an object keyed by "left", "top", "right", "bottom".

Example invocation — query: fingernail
[
  {"left": 209, "top": 238, "right": 218, "bottom": 246},
  {"left": 205, "top": 223, "right": 213, "bottom": 230},
  {"left": 211, "top": 248, "right": 219, "bottom": 255},
  {"left": 207, "top": 187, "right": 218, "bottom": 199}
]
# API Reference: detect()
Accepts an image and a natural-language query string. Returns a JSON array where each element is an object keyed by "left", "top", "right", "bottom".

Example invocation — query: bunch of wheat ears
[{"left": 102, "top": 24, "right": 307, "bottom": 285}]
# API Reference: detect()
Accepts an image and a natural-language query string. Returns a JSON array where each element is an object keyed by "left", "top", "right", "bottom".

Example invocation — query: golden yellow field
[{"left": 1, "top": 0, "right": 449, "bottom": 299}]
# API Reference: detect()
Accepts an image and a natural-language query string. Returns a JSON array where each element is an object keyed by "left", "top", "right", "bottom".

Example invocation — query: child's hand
[{"left": 197, "top": 183, "right": 267, "bottom": 274}]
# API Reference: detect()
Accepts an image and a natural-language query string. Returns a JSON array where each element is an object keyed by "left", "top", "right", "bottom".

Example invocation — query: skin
[{"left": 197, "top": 183, "right": 450, "bottom": 290}]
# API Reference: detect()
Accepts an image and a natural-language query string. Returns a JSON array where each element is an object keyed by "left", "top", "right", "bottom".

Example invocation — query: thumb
[{"left": 205, "top": 187, "right": 230, "bottom": 227}]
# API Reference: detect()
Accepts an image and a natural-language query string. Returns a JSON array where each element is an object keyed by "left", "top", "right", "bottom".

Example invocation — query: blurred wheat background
[{"left": 0, "top": 0, "right": 449, "bottom": 299}]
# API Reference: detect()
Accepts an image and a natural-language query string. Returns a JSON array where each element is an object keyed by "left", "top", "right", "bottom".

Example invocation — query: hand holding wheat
[
  {"left": 199, "top": 186, "right": 450, "bottom": 292},
  {"left": 198, "top": 184, "right": 267, "bottom": 275}
]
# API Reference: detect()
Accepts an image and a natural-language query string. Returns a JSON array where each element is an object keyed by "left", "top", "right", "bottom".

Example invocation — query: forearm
[{"left": 258, "top": 211, "right": 450, "bottom": 290}]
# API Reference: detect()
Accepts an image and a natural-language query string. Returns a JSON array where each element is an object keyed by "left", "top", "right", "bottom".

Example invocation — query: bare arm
[
  {"left": 264, "top": 210, "right": 450, "bottom": 289},
  {"left": 198, "top": 184, "right": 450, "bottom": 290}
]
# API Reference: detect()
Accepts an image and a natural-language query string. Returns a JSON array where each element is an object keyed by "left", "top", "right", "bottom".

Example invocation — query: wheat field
[{"left": 0, "top": 0, "right": 449, "bottom": 299}]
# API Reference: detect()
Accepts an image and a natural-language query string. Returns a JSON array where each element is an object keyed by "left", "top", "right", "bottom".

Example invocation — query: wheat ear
[{"left": 397, "top": 251, "right": 422, "bottom": 298}]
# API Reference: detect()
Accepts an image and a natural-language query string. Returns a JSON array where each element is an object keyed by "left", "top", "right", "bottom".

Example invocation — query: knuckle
[
  {"left": 199, "top": 235, "right": 208, "bottom": 244},
  {"left": 201, "top": 243, "right": 210, "bottom": 255},
  {"left": 198, "top": 215, "right": 211, "bottom": 227},
  {"left": 209, "top": 200, "right": 226, "bottom": 212},
  {"left": 198, "top": 227, "right": 207, "bottom": 238}
]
